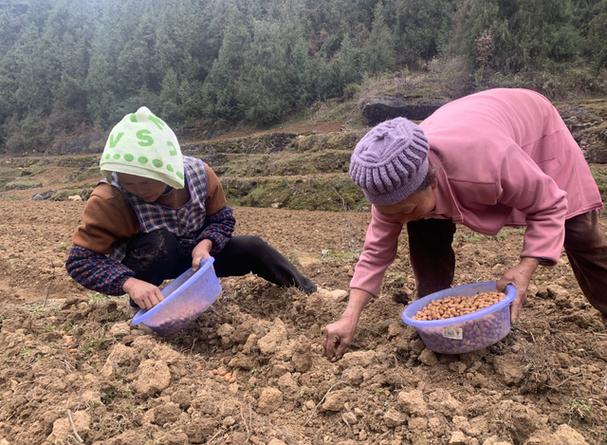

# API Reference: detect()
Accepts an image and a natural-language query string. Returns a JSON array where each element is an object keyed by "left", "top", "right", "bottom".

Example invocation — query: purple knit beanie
[{"left": 349, "top": 117, "right": 429, "bottom": 205}]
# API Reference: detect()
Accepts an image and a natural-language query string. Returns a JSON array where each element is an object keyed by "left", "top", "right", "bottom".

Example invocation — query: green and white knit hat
[{"left": 100, "top": 106, "right": 184, "bottom": 189}]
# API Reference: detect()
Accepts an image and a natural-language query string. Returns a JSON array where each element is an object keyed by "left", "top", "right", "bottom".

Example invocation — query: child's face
[
  {"left": 117, "top": 173, "right": 167, "bottom": 203},
  {"left": 375, "top": 181, "right": 437, "bottom": 224}
]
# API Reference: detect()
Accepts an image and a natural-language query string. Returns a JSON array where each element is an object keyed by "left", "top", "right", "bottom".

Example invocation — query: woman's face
[
  {"left": 116, "top": 172, "right": 167, "bottom": 203},
  {"left": 375, "top": 180, "right": 437, "bottom": 224}
]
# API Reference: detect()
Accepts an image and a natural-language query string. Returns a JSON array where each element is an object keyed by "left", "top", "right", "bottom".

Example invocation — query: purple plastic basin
[
  {"left": 131, "top": 257, "right": 222, "bottom": 336},
  {"left": 401, "top": 281, "right": 516, "bottom": 354}
]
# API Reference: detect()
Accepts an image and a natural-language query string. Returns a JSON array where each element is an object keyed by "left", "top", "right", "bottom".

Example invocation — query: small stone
[
  {"left": 151, "top": 431, "right": 189, "bottom": 445},
  {"left": 553, "top": 424, "right": 589, "bottom": 445},
  {"left": 47, "top": 411, "right": 90, "bottom": 442},
  {"left": 453, "top": 416, "right": 470, "bottom": 430},
  {"left": 428, "top": 389, "right": 462, "bottom": 417},
  {"left": 133, "top": 360, "right": 171, "bottom": 396},
  {"left": 397, "top": 389, "right": 427, "bottom": 416},
  {"left": 494, "top": 354, "right": 525, "bottom": 385},
  {"left": 482, "top": 435, "right": 512, "bottom": 445},
  {"left": 258, "top": 387, "right": 283, "bottom": 414},
  {"left": 466, "top": 415, "right": 489, "bottom": 437},
  {"left": 258, "top": 319, "right": 288, "bottom": 354},
  {"left": 419, "top": 348, "right": 439, "bottom": 366},
  {"left": 342, "top": 412, "right": 357, "bottom": 425},
  {"left": 340, "top": 350, "right": 377, "bottom": 368},
  {"left": 304, "top": 400, "right": 315, "bottom": 410},
  {"left": 277, "top": 372, "right": 298, "bottom": 394},
  {"left": 409, "top": 338, "right": 425, "bottom": 354},
  {"left": 150, "top": 344, "right": 181, "bottom": 364},
  {"left": 342, "top": 366, "right": 364, "bottom": 385},
  {"left": 228, "top": 353, "right": 258, "bottom": 370},
  {"left": 449, "top": 361, "right": 467, "bottom": 374},
  {"left": 100, "top": 343, "right": 136, "bottom": 378},
  {"left": 217, "top": 323, "right": 235, "bottom": 345},
  {"left": 448, "top": 431, "right": 467, "bottom": 445},
  {"left": 32, "top": 190, "right": 54, "bottom": 201},
  {"left": 109, "top": 321, "right": 131, "bottom": 337},
  {"left": 384, "top": 408, "right": 406, "bottom": 427},
  {"left": 291, "top": 349, "right": 312, "bottom": 372},
  {"left": 408, "top": 417, "right": 428, "bottom": 431},
  {"left": 330, "top": 289, "right": 348, "bottom": 300},
  {"left": 82, "top": 390, "right": 102, "bottom": 404},
  {"left": 387, "top": 321, "right": 404, "bottom": 338},
  {"left": 320, "top": 389, "right": 352, "bottom": 412},
  {"left": 103, "top": 430, "right": 146, "bottom": 445},
  {"left": 268, "top": 440, "right": 287, "bottom": 445},
  {"left": 223, "top": 416, "right": 236, "bottom": 427},
  {"left": 146, "top": 402, "right": 182, "bottom": 426},
  {"left": 242, "top": 333, "right": 259, "bottom": 353}
]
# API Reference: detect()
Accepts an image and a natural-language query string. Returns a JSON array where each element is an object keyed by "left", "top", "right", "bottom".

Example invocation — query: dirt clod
[
  {"left": 419, "top": 348, "right": 439, "bottom": 366},
  {"left": 258, "top": 387, "right": 283, "bottom": 413},
  {"left": 384, "top": 407, "right": 407, "bottom": 427},
  {"left": 398, "top": 389, "right": 428, "bottom": 416},
  {"left": 340, "top": 350, "right": 377, "bottom": 368},
  {"left": 133, "top": 359, "right": 171, "bottom": 396},
  {"left": 47, "top": 411, "right": 90, "bottom": 442},
  {"left": 320, "top": 388, "right": 352, "bottom": 412}
]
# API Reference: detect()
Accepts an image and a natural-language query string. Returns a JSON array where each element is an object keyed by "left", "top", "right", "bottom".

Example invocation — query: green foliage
[
  {"left": 450, "top": 0, "right": 597, "bottom": 78},
  {"left": 0, "top": 0, "right": 605, "bottom": 154},
  {"left": 224, "top": 175, "right": 367, "bottom": 211},
  {"left": 590, "top": 164, "right": 607, "bottom": 203},
  {"left": 3, "top": 178, "right": 42, "bottom": 190},
  {"left": 365, "top": 2, "right": 396, "bottom": 74}
]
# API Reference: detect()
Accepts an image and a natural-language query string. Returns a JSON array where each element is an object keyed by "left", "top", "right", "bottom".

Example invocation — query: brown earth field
[{"left": 1, "top": 182, "right": 607, "bottom": 444}]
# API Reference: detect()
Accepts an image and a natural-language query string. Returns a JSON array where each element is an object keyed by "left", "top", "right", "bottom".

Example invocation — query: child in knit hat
[
  {"left": 324, "top": 88, "right": 606, "bottom": 360},
  {"left": 66, "top": 107, "right": 315, "bottom": 310}
]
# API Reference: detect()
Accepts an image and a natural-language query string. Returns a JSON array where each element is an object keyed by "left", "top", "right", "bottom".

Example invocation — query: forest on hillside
[{"left": 0, "top": 0, "right": 606, "bottom": 153}]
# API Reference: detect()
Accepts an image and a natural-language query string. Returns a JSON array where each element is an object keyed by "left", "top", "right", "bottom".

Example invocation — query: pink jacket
[{"left": 351, "top": 88, "right": 603, "bottom": 296}]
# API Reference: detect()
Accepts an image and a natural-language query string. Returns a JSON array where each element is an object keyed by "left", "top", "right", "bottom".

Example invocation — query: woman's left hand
[
  {"left": 497, "top": 257, "right": 539, "bottom": 322},
  {"left": 192, "top": 239, "right": 213, "bottom": 270}
]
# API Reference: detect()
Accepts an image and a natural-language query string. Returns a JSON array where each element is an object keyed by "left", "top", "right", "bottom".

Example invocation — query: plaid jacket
[
  {"left": 107, "top": 156, "right": 210, "bottom": 259},
  {"left": 66, "top": 157, "right": 235, "bottom": 295}
]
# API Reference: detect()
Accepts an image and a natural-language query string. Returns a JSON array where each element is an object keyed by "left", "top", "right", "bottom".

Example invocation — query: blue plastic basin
[
  {"left": 131, "top": 257, "right": 222, "bottom": 336},
  {"left": 401, "top": 281, "right": 516, "bottom": 354}
]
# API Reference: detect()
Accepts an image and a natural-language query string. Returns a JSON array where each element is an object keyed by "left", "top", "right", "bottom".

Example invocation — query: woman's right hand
[
  {"left": 323, "top": 288, "right": 372, "bottom": 361},
  {"left": 323, "top": 313, "right": 359, "bottom": 361},
  {"left": 123, "top": 277, "right": 164, "bottom": 310}
]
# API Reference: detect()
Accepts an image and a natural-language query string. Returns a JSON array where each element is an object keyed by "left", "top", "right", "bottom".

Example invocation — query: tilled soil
[{"left": 1, "top": 200, "right": 606, "bottom": 445}]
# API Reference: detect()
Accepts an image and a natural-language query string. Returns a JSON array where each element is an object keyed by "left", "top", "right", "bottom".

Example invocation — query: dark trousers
[
  {"left": 122, "top": 230, "right": 316, "bottom": 298},
  {"left": 407, "top": 210, "right": 607, "bottom": 317}
]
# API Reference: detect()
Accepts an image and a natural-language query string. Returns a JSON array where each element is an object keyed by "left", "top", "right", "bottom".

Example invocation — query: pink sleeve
[
  {"left": 499, "top": 147, "right": 568, "bottom": 264},
  {"left": 350, "top": 206, "right": 404, "bottom": 296}
]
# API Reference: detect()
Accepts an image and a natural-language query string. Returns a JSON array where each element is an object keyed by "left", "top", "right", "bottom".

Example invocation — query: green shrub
[{"left": 4, "top": 179, "right": 42, "bottom": 190}]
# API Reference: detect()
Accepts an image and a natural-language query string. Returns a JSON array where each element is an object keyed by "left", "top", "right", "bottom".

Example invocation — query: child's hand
[
  {"left": 192, "top": 239, "right": 213, "bottom": 270},
  {"left": 123, "top": 277, "right": 164, "bottom": 310}
]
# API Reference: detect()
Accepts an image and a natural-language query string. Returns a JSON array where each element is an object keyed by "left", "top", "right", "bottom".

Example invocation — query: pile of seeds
[{"left": 413, "top": 292, "right": 504, "bottom": 320}]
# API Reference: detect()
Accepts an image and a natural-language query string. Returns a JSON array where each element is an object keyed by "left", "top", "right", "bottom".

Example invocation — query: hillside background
[{"left": 1, "top": 0, "right": 606, "bottom": 155}]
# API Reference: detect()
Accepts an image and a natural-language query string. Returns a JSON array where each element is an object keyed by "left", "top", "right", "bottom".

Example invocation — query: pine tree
[
  {"left": 201, "top": 4, "right": 251, "bottom": 121},
  {"left": 364, "top": 1, "right": 396, "bottom": 74}
]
